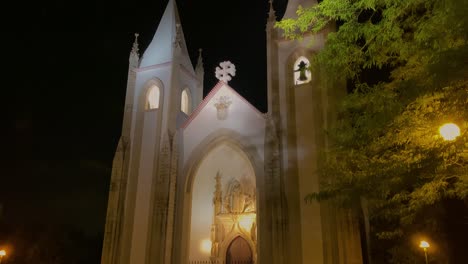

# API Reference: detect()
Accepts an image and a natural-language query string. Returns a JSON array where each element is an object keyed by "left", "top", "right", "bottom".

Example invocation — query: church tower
[
  {"left": 101, "top": 1, "right": 203, "bottom": 264},
  {"left": 267, "top": 1, "right": 363, "bottom": 264}
]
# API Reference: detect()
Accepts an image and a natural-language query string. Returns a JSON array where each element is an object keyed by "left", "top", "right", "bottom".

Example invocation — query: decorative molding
[
  {"left": 173, "top": 23, "right": 182, "bottom": 48},
  {"left": 214, "top": 95, "right": 232, "bottom": 120},
  {"left": 164, "top": 130, "right": 179, "bottom": 264},
  {"left": 210, "top": 172, "right": 257, "bottom": 263}
]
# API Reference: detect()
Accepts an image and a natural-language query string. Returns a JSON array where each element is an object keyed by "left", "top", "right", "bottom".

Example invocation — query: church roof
[
  {"left": 139, "top": 0, "right": 194, "bottom": 73},
  {"left": 182, "top": 81, "right": 265, "bottom": 129}
]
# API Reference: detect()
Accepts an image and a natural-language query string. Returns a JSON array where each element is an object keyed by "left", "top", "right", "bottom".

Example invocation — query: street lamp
[
  {"left": 0, "top": 249, "right": 6, "bottom": 264},
  {"left": 419, "top": 240, "right": 430, "bottom": 264},
  {"left": 439, "top": 123, "right": 460, "bottom": 141}
]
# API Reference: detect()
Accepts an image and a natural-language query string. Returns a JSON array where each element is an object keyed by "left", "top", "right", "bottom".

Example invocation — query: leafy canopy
[{"left": 277, "top": 0, "right": 468, "bottom": 262}]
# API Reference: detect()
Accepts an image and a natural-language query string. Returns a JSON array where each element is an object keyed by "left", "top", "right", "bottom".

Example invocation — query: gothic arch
[
  {"left": 293, "top": 56, "right": 312, "bottom": 85},
  {"left": 223, "top": 234, "right": 255, "bottom": 264},
  {"left": 183, "top": 132, "right": 261, "bottom": 194},
  {"left": 176, "top": 128, "right": 265, "bottom": 264},
  {"left": 181, "top": 87, "right": 192, "bottom": 115},
  {"left": 140, "top": 78, "right": 165, "bottom": 111},
  {"left": 286, "top": 48, "right": 317, "bottom": 88}
]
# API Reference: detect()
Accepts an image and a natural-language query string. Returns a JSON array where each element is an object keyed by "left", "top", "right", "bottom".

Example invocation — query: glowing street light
[
  {"left": 0, "top": 249, "right": 6, "bottom": 264},
  {"left": 419, "top": 240, "right": 430, "bottom": 264},
  {"left": 439, "top": 123, "right": 460, "bottom": 141}
]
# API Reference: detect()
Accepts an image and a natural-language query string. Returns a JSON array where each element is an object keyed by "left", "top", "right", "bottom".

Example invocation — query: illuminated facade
[{"left": 101, "top": 1, "right": 363, "bottom": 264}]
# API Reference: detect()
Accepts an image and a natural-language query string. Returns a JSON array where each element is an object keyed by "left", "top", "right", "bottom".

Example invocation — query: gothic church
[{"left": 101, "top": 1, "right": 364, "bottom": 263}]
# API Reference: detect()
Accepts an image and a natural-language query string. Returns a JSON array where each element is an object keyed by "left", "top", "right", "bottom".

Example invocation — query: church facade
[{"left": 101, "top": 1, "right": 364, "bottom": 264}]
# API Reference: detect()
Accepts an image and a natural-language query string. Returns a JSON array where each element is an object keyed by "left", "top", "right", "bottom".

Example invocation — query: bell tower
[
  {"left": 101, "top": 1, "right": 203, "bottom": 264},
  {"left": 266, "top": 0, "right": 363, "bottom": 264}
]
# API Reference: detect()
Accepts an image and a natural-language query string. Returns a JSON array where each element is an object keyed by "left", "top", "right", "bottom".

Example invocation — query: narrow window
[
  {"left": 146, "top": 85, "right": 160, "bottom": 110},
  {"left": 181, "top": 88, "right": 191, "bottom": 114},
  {"left": 293, "top": 56, "right": 312, "bottom": 85}
]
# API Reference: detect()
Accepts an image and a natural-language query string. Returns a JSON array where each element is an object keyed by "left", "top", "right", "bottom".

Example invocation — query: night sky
[{"left": 8, "top": 0, "right": 290, "bottom": 251}]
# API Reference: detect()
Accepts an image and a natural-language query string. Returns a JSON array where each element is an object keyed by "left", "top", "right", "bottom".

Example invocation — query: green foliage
[{"left": 277, "top": 0, "right": 468, "bottom": 262}]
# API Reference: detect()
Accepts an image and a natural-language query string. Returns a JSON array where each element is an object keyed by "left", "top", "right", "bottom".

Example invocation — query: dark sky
[{"left": 9, "top": 0, "right": 290, "bottom": 237}]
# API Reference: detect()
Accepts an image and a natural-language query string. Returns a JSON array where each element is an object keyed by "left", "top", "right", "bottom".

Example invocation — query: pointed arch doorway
[
  {"left": 185, "top": 139, "right": 258, "bottom": 264},
  {"left": 226, "top": 236, "right": 253, "bottom": 264}
]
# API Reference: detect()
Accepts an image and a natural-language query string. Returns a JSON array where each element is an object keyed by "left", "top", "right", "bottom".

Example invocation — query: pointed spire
[
  {"left": 196, "top": 48, "right": 203, "bottom": 71},
  {"left": 195, "top": 48, "right": 204, "bottom": 103},
  {"left": 268, "top": 0, "right": 276, "bottom": 21},
  {"left": 129, "top": 33, "right": 140, "bottom": 67},
  {"left": 140, "top": 0, "right": 193, "bottom": 71},
  {"left": 283, "top": 0, "right": 314, "bottom": 19},
  {"left": 132, "top": 33, "right": 139, "bottom": 54}
]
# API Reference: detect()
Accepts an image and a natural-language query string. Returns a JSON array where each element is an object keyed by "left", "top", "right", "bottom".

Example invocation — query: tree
[{"left": 277, "top": 0, "right": 468, "bottom": 262}]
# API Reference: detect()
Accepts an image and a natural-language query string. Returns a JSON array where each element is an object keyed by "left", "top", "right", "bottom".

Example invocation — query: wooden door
[{"left": 226, "top": 236, "right": 252, "bottom": 264}]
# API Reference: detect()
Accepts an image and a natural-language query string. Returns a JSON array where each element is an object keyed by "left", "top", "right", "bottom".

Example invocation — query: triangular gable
[
  {"left": 140, "top": 0, "right": 193, "bottom": 73},
  {"left": 182, "top": 81, "right": 264, "bottom": 129}
]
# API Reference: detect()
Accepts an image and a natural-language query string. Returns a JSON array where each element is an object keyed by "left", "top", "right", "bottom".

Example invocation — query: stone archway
[
  {"left": 176, "top": 130, "right": 266, "bottom": 264},
  {"left": 226, "top": 236, "right": 253, "bottom": 264},
  {"left": 186, "top": 142, "right": 257, "bottom": 263}
]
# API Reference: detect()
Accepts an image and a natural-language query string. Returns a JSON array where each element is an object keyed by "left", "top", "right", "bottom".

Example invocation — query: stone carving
[
  {"left": 224, "top": 180, "right": 244, "bottom": 213},
  {"left": 210, "top": 172, "right": 256, "bottom": 263},
  {"left": 131, "top": 33, "right": 139, "bottom": 55},
  {"left": 214, "top": 96, "right": 232, "bottom": 120},
  {"left": 174, "top": 23, "right": 182, "bottom": 48},
  {"left": 214, "top": 172, "right": 223, "bottom": 213},
  {"left": 222, "top": 178, "right": 256, "bottom": 214},
  {"left": 215, "top": 61, "right": 236, "bottom": 83},
  {"left": 243, "top": 193, "right": 256, "bottom": 213}
]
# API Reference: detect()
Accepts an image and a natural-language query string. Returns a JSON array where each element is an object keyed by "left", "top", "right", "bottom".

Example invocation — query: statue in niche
[{"left": 295, "top": 60, "right": 309, "bottom": 82}]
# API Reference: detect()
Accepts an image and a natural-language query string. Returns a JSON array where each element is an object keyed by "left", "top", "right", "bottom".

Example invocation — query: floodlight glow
[
  {"left": 200, "top": 239, "right": 212, "bottom": 253},
  {"left": 0, "top": 249, "right": 5, "bottom": 257},
  {"left": 439, "top": 123, "right": 460, "bottom": 141},
  {"left": 238, "top": 215, "right": 255, "bottom": 231}
]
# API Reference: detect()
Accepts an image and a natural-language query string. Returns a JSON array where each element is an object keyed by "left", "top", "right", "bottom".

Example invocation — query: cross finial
[{"left": 215, "top": 61, "right": 236, "bottom": 83}]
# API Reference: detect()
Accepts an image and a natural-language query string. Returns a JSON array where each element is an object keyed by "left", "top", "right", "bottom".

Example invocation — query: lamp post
[
  {"left": 0, "top": 249, "right": 6, "bottom": 264},
  {"left": 419, "top": 240, "right": 430, "bottom": 264}
]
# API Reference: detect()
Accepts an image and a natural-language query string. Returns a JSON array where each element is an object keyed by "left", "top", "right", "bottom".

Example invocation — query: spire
[
  {"left": 195, "top": 48, "right": 204, "bottom": 104},
  {"left": 131, "top": 33, "right": 139, "bottom": 55},
  {"left": 195, "top": 48, "right": 203, "bottom": 73},
  {"left": 283, "top": 0, "right": 315, "bottom": 20},
  {"left": 140, "top": 0, "right": 193, "bottom": 72},
  {"left": 129, "top": 33, "right": 140, "bottom": 68},
  {"left": 268, "top": 0, "right": 276, "bottom": 21}
]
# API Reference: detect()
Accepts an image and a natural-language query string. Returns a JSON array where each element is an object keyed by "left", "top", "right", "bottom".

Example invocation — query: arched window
[
  {"left": 146, "top": 85, "right": 160, "bottom": 110},
  {"left": 181, "top": 88, "right": 191, "bottom": 114},
  {"left": 293, "top": 56, "right": 312, "bottom": 85}
]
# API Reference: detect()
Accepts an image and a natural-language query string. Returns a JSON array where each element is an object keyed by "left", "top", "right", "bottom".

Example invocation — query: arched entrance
[
  {"left": 186, "top": 142, "right": 257, "bottom": 263},
  {"left": 226, "top": 236, "right": 253, "bottom": 264}
]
